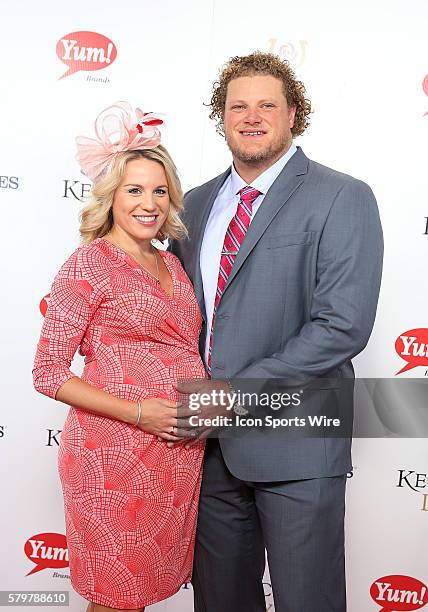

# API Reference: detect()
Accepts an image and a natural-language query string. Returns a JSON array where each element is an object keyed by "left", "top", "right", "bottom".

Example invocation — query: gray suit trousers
[{"left": 192, "top": 440, "right": 347, "bottom": 612}]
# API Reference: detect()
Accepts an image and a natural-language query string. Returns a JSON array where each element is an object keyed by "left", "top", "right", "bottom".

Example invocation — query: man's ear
[{"left": 288, "top": 105, "right": 297, "bottom": 129}]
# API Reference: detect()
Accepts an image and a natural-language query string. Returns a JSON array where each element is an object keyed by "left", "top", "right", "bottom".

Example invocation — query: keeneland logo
[
  {"left": 397, "top": 469, "right": 427, "bottom": 493},
  {"left": 0, "top": 176, "right": 19, "bottom": 189},
  {"left": 46, "top": 429, "right": 62, "bottom": 446},
  {"left": 397, "top": 469, "right": 428, "bottom": 512},
  {"left": 62, "top": 179, "right": 91, "bottom": 202},
  {"left": 25, "top": 533, "right": 69, "bottom": 575},
  {"left": 395, "top": 329, "right": 428, "bottom": 375}
]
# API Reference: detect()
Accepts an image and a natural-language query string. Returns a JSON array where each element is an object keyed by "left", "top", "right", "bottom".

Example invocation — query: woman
[{"left": 33, "top": 102, "right": 206, "bottom": 612}]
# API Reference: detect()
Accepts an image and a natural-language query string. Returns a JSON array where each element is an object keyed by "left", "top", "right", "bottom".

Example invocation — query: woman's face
[{"left": 111, "top": 158, "right": 170, "bottom": 243}]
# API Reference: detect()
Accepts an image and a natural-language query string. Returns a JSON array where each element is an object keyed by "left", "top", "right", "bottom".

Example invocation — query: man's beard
[{"left": 226, "top": 133, "right": 290, "bottom": 165}]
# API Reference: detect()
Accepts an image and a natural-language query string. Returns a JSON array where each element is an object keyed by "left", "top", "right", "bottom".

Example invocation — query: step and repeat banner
[{"left": 1, "top": 0, "right": 427, "bottom": 610}]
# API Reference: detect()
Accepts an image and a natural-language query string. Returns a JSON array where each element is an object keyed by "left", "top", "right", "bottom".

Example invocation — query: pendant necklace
[{"left": 106, "top": 238, "right": 160, "bottom": 283}]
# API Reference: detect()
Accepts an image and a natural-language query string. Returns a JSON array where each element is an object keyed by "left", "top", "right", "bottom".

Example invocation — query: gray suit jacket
[{"left": 171, "top": 147, "right": 383, "bottom": 481}]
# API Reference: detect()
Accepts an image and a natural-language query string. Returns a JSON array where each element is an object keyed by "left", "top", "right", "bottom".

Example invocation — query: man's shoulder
[
  {"left": 301, "top": 155, "right": 377, "bottom": 215},
  {"left": 306, "top": 156, "right": 373, "bottom": 196}
]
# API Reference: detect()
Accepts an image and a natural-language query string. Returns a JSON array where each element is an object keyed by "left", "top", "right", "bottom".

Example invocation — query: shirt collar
[{"left": 230, "top": 142, "right": 298, "bottom": 197}]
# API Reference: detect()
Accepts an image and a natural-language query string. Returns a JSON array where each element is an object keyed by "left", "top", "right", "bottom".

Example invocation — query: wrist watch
[{"left": 228, "top": 381, "right": 249, "bottom": 416}]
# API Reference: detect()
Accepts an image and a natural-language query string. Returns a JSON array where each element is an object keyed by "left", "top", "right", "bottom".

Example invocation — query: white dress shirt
[{"left": 200, "top": 143, "right": 297, "bottom": 365}]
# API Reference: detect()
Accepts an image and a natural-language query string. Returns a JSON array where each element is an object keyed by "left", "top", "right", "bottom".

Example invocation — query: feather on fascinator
[{"left": 76, "top": 101, "right": 163, "bottom": 182}]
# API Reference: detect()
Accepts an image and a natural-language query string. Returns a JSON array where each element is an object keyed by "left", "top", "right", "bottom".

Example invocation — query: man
[{"left": 171, "top": 52, "right": 383, "bottom": 612}]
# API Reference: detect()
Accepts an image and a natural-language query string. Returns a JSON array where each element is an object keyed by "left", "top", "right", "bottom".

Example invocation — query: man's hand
[{"left": 167, "top": 379, "right": 234, "bottom": 448}]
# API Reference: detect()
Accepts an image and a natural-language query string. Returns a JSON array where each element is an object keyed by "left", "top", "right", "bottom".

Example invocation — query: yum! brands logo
[
  {"left": 39, "top": 293, "right": 50, "bottom": 317},
  {"left": 25, "top": 533, "right": 69, "bottom": 575},
  {"left": 423, "top": 74, "right": 428, "bottom": 116},
  {"left": 371, "top": 575, "right": 428, "bottom": 611},
  {"left": 56, "top": 31, "right": 117, "bottom": 80},
  {"left": 395, "top": 329, "right": 428, "bottom": 375}
]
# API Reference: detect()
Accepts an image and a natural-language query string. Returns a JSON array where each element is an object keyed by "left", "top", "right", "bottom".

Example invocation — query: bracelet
[{"left": 135, "top": 401, "right": 141, "bottom": 427}]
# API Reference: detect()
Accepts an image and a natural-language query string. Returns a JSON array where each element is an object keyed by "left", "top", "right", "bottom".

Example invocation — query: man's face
[{"left": 223, "top": 75, "right": 296, "bottom": 166}]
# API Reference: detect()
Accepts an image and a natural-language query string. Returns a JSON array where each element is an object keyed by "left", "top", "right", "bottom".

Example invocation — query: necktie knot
[{"left": 238, "top": 186, "right": 262, "bottom": 207}]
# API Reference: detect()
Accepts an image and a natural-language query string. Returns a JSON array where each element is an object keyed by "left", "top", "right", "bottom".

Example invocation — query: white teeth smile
[
  {"left": 242, "top": 131, "right": 264, "bottom": 136},
  {"left": 134, "top": 215, "right": 157, "bottom": 223}
]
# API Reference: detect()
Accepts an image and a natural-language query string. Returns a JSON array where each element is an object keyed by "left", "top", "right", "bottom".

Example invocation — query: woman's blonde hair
[{"left": 79, "top": 145, "right": 187, "bottom": 243}]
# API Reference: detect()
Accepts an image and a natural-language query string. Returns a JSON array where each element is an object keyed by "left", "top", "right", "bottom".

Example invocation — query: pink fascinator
[{"left": 76, "top": 101, "right": 163, "bottom": 182}]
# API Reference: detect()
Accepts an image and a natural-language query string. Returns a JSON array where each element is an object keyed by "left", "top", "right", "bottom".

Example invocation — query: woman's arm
[
  {"left": 33, "top": 249, "right": 182, "bottom": 441},
  {"left": 55, "top": 376, "right": 137, "bottom": 424},
  {"left": 56, "top": 377, "right": 182, "bottom": 440}
]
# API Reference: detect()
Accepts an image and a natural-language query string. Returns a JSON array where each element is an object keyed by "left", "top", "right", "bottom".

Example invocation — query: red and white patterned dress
[{"left": 33, "top": 238, "right": 207, "bottom": 609}]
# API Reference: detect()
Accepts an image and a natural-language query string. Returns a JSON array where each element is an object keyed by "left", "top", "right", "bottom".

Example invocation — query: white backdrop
[{"left": 1, "top": 0, "right": 427, "bottom": 610}]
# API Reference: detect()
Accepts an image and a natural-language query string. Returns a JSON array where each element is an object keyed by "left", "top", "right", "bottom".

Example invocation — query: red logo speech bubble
[
  {"left": 25, "top": 532, "right": 68, "bottom": 576},
  {"left": 39, "top": 293, "right": 50, "bottom": 317},
  {"left": 395, "top": 328, "right": 428, "bottom": 375},
  {"left": 56, "top": 31, "right": 117, "bottom": 80},
  {"left": 423, "top": 74, "right": 428, "bottom": 116},
  {"left": 370, "top": 575, "right": 428, "bottom": 611}
]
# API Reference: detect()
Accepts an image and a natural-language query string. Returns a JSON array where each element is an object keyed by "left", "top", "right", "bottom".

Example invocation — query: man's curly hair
[{"left": 209, "top": 51, "right": 311, "bottom": 137}]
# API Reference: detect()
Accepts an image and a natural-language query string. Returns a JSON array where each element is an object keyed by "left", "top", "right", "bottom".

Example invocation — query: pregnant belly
[{"left": 82, "top": 351, "right": 207, "bottom": 402}]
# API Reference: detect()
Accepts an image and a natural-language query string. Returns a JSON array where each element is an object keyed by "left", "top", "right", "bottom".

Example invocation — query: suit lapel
[
  {"left": 223, "top": 147, "right": 309, "bottom": 292},
  {"left": 192, "top": 168, "right": 231, "bottom": 318}
]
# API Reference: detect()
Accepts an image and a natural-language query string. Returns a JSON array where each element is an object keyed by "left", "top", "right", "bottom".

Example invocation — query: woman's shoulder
[{"left": 56, "top": 239, "right": 114, "bottom": 281}]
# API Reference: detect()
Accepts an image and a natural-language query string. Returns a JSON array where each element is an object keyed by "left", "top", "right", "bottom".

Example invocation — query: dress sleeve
[{"left": 32, "top": 249, "right": 97, "bottom": 399}]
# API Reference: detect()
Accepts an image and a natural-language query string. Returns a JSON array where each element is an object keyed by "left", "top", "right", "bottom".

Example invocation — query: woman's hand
[{"left": 137, "top": 398, "right": 199, "bottom": 443}]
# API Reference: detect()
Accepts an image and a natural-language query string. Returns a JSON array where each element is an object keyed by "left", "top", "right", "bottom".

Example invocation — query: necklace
[{"left": 106, "top": 238, "right": 160, "bottom": 283}]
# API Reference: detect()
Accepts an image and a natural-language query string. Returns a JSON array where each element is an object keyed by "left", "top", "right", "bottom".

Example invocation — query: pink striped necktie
[{"left": 207, "top": 185, "right": 262, "bottom": 373}]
